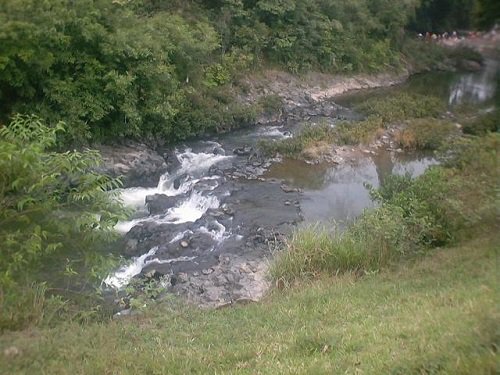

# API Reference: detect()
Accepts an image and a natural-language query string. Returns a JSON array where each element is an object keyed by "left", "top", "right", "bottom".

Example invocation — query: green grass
[
  {"left": 259, "top": 123, "right": 337, "bottom": 157},
  {"left": 0, "top": 135, "right": 497, "bottom": 375},
  {"left": 271, "top": 134, "right": 498, "bottom": 285},
  {"left": 354, "top": 92, "right": 445, "bottom": 123},
  {"left": 259, "top": 92, "right": 448, "bottom": 158},
  {"left": 0, "top": 237, "right": 497, "bottom": 374}
]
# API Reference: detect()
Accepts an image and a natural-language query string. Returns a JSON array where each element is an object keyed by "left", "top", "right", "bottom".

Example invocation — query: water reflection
[
  {"left": 336, "top": 59, "right": 499, "bottom": 109},
  {"left": 265, "top": 151, "right": 437, "bottom": 223},
  {"left": 448, "top": 59, "right": 499, "bottom": 105}
]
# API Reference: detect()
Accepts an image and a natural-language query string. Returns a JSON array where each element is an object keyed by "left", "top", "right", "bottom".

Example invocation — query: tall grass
[
  {"left": 0, "top": 283, "right": 55, "bottom": 332},
  {"left": 259, "top": 123, "right": 336, "bottom": 157},
  {"left": 394, "top": 118, "right": 459, "bottom": 150},
  {"left": 259, "top": 92, "right": 448, "bottom": 158},
  {"left": 354, "top": 92, "right": 445, "bottom": 123},
  {"left": 271, "top": 133, "right": 498, "bottom": 284},
  {"left": 271, "top": 207, "right": 410, "bottom": 285}
]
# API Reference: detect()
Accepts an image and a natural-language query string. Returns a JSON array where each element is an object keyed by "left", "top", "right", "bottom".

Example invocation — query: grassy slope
[{"left": 1, "top": 236, "right": 497, "bottom": 374}]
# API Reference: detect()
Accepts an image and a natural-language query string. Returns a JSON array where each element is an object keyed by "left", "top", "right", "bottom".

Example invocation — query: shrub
[
  {"left": 394, "top": 118, "right": 459, "bottom": 150},
  {"left": 271, "top": 133, "right": 498, "bottom": 284},
  {"left": 334, "top": 116, "right": 385, "bottom": 145},
  {"left": 259, "top": 123, "right": 336, "bottom": 158},
  {"left": 258, "top": 94, "right": 284, "bottom": 114},
  {"left": 462, "top": 109, "right": 500, "bottom": 135},
  {"left": 355, "top": 93, "right": 445, "bottom": 123},
  {"left": 0, "top": 115, "right": 127, "bottom": 330}
]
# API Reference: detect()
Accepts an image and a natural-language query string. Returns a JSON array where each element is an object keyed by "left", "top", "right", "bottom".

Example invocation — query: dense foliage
[
  {"left": 0, "top": 0, "right": 453, "bottom": 144},
  {"left": 0, "top": 115, "right": 126, "bottom": 329}
]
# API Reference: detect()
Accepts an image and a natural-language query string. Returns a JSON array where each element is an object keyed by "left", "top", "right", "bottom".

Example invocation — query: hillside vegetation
[{"left": 2, "top": 0, "right": 491, "bottom": 144}]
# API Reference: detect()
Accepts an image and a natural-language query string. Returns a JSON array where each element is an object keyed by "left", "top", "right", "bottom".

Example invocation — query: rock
[
  {"left": 123, "top": 222, "right": 191, "bottom": 257},
  {"left": 176, "top": 272, "right": 189, "bottom": 284},
  {"left": 213, "top": 147, "right": 225, "bottom": 155},
  {"left": 145, "top": 194, "right": 177, "bottom": 215},
  {"left": 169, "top": 254, "right": 270, "bottom": 308},
  {"left": 125, "top": 238, "right": 139, "bottom": 254},
  {"left": 280, "top": 184, "right": 300, "bottom": 193},
  {"left": 459, "top": 59, "right": 482, "bottom": 71},
  {"left": 233, "top": 146, "right": 253, "bottom": 156},
  {"left": 180, "top": 240, "right": 189, "bottom": 248},
  {"left": 144, "top": 269, "right": 163, "bottom": 280},
  {"left": 162, "top": 150, "right": 181, "bottom": 172},
  {"left": 208, "top": 165, "right": 223, "bottom": 176},
  {"left": 95, "top": 142, "right": 168, "bottom": 188},
  {"left": 173, "top": 174, "right": 188, "bottom": 190}
]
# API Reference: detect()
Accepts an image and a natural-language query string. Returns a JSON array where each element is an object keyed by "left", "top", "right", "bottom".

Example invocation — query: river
[{"left": 103, "top": 60, "right": 498, "bottom": 307}]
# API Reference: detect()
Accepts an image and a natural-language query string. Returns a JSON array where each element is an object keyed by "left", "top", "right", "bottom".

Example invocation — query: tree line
[{"left": 0, "top": 0, "right": 497, "bottom": 145}]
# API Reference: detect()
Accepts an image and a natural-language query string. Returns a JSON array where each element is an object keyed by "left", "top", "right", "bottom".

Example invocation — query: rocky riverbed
[{"left": 98, "top": 58, "right": 498, "bottom": 311}]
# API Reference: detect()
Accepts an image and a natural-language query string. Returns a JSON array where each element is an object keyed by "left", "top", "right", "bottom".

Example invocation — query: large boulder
[
  {"left": 145, "top": 194, "right": 177, "bottom": 215},
  {"left": 95, "top": 142, "right": 168, "bottom": 187}
]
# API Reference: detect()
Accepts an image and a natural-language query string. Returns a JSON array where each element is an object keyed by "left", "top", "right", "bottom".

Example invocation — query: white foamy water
[
  {"left": 177, "top": 149, "right": 232, "bottom": 175},
  {"left": 256, "top": 126, "right": 292, "bottom": 138},
  {"left": 115, "top": 148, "right": 232, "bottom": 232},
  {"left": 115, "top": 191, "right": 221, "bottom": 233},
  {"left": 199, "top": 220, "right": 230, "bottom": 246},
  {"left": 103, "top": 246, "right": 196, "bottom": 289},
  {"left": 117, "top": 149, "right": 231, "bottom": 208},
  {"left": 163, "top": 191, "right": 220, "bottom": 224}
]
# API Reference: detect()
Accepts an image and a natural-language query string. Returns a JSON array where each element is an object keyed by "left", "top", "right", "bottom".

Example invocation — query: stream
[{"left": 104, "top": 60, "right": 498, "bottom": 308}]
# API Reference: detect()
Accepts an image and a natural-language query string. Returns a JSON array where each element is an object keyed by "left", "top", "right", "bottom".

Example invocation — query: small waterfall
[{"left": 103, "top": 246, "right": 196, "bottom": 289}]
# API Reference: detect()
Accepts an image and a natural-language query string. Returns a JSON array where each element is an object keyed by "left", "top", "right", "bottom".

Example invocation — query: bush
[
  {"left": 401, "top": 38, "right": 449, "bottom": 72},
  {"left": 259, "top": 123, "right": 336, "bottom": 158},
  {"left": 355, "top": 93, "right": 445, "bottom": 123},
  {"left": 394, "top": 118, "right": 459, "bottom": 150},
  {"left": 258, "top": 94, "right": 284, "bottom": 114},
  {"left": 271, "top": 133, "right": 499, "bottom": 284},
  {"left": 0, "top": 115, "right": 127, "bottom": 330},
  {"left": 334, "top": 116, "right": 385, "bottom": 145},
  {"left": 462, "top": 109, "right": 500, "bottom": 135}
]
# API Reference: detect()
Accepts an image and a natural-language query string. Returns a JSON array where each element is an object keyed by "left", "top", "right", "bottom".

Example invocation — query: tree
[{"left": 0, "top": 114, "right": 126, "bottom": 288}]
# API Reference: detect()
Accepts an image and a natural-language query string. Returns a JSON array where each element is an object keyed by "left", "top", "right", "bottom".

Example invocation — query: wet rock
[
  {"left": 173, "top": 174, "right": 188, "bottom": 190},
  {"left": 145, "top": 194, "right": 177, "bottom": 215},
  {"left": 233, "top": 146, "right": 253, "bottom": 156},
  {"left": 208, "top": 165, "right": 223, "bottom": 176},
  {"left": 123, "top": 222, "right": 191, "bottom": 257},
  {"left": 280, "top": 184, "right": 300, "bottom": 193},
  {"left": 162, "top": 150, "right": 181, "bottom": 173},
  {"left": 96, "top": 142, "right": 167, "bottom": 188},
  {"left": 213, "top": 147, "right": 226, "bottom": 155}
]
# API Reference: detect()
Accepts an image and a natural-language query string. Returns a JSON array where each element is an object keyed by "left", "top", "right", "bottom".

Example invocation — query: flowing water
[{"left": 104, "top": 62, "right": 498, "bottom": 290}]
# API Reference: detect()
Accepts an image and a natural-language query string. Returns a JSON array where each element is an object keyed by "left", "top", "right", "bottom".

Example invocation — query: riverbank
[
  {"left": 1, "top": 45, "right": 498, "bottom": 374},
  {"left": 1, "top": 234, "right": 497, "bottom": 373}
]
